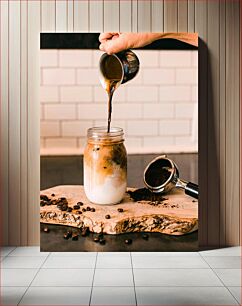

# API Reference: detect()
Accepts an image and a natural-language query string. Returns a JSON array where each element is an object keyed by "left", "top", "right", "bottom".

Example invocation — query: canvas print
[{"left": 40, "top": 33, "right": 198, "bottom": 252}]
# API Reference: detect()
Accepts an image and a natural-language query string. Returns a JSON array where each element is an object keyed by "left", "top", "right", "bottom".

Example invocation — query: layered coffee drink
[{"left": 84, "top": 127, "right": 127, "bottom": 205}]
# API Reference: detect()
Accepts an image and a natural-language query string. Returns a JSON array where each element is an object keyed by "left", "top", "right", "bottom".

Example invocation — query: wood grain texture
[
  {"left": 89, "top": 0, "right": 103, "bottom": 32},
  {"left": 120, "top": 0, "right": 132, "bottom": 32},
  {"left": 164, "top": 0, "right": 178, "bottom": 32},
  {"left": 137, "top": 0, "right": 151, "bottom": 32},
  {"left": 41, "top": 0, "right": 56, "bottom": 32},
  {"left": 0, "top": 0, "right": 9, "bottom": 245},
  {"left": 195, "top": 0, "right": 208, "bottom": 247},
  {"left": 219, "top": 0, "right": 226, "bottom": 246},
  {"left": 9, "top": 0, "right": 21, "bottom": 245},
  {"left": 225, "top": 0, "right": 240, "bottom": 246},
  {"left": 20, "top": 0, "right": 28, "bottom": 245},
  {"left": 188, "top": 0, "right": 195, "bottom": 32},
  {"left": 27, "top": 1, "right": 40, "bottom": 245},
  {"left": 207, "top": 0, "right": 220, "bottom": 246},
  {"left": 74, "top": 0, "right": 89, "bottom": 32},
  {"left": 178, "top": 0, "right": 188, "bottom": 32},
  {"left": 56, "top": 0, "right": 67, "bottom": 32},
  {"left": 103, "top": 0, "right": 119, "bottom": 31},
  {"left": 151, "top": 0, "right": 164, "bottom": 32}
]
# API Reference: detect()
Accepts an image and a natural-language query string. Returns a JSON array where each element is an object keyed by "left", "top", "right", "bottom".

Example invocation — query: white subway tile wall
[{"left": 40, "top": 49, "right": 198, "bottom": 155}]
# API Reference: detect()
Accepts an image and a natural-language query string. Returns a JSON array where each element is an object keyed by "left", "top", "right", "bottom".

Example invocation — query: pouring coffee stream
[{"left": 99, "top": 50, "right": 140, "bottom": 133}]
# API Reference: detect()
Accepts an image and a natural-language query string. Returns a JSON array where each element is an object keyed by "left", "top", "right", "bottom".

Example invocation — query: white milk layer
[{"left": 84, "top": 165, "right": 127, "bottom": 205}]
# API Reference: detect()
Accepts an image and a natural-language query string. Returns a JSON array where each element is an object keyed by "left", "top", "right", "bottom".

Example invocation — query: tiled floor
[{"left": 0, "top": 247, "right": 241, "bottom": 305}]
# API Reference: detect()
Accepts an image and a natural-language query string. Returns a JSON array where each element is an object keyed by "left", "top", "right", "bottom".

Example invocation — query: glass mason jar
[{"left": 84, "top": 127, "right": 127, "bottom": 205}]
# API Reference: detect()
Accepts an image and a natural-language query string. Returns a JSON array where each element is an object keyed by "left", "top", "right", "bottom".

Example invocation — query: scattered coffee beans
[
  {"left": 125, "top": 239, "right": 132, "bottom": 245},
  {"left": 40, "top": 200, "right": 46, "bottom": 207},
  {"left": 99, "top": 239, "right": 106, "bottom": 245},
  {"left": 105, "top": 214, "right": 111, "bottom": 219},
  {"left": 86, "top": 207, "right": 91, "bottom": 211},
  {"left": 82, "top": 208, "right": 86, "bottom": 212},
  {"left": 73, "top": 204, "right": 80, "bottom": 210},
  {"left": 51, "top": 193, "right": 55, "bottom": 197},
  {"left": 142, "top": 234, "right": 149, "bottom": 240},
  {"left": 40, "top": 194, "right": 49, "bottom": 201},
  {"left": 67, "top": 207, "right": 72, "bottom": 212},
  {"left": 81, "top": 227, "right": 89, "bottom": 237},
  {"left": 117, "top": 208, "right": 123, "bottom": 212},
  {"left": 72, "top": 234, "right": 79, "bottom": 241},
  {"left": 93, "top": 237, "right": 100, "bottom": 243},
  {"left": 77, "top": 202, "right": 83, "bottom": 206},
  {"left": 63, "top": 233, "right": 70, "bottom": 240},
  {"left": 91, "top": 208, "right": 95, "bottom": 212},
  {"left": 61, "top": 205, "right": 68, "bottom": 211}
]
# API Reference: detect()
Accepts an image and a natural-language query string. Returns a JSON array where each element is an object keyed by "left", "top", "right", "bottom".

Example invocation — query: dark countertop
[{"left": 40, "top": 153, "right": 198, "bottom": 252}]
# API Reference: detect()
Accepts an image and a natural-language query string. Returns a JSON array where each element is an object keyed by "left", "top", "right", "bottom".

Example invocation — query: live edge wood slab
[{"left": 40, "top": 185, "right": 198, "bottom": 236}]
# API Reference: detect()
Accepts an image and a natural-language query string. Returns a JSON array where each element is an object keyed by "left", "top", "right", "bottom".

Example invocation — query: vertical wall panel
[
  {"left": 188, "top": 0, "right": 195, "bottom": 32},
  {"left": 90, "top": 0, "right": 103, "bottom": 32},
  {"left": 0, "top": 0, "right": 9, "bottom": 245},
  {"left": 67, "top": 0, "right": 74, "bottom": 32},
  {"left": 41, "top": 0, "right": 56, "bottom": 32},
  {"left": 20, "top": 0, "right": 28, "bottom": 245},
  {"left": 137, "top": 0, "right": 151, "bottom": 32},
  {"left": 207, "top": 0, "right": 220, "bottom": 246},
  {"left": 120, "top": 0, "right": 132, "bottom": 32},
  {"left": 164, "top": 0, "right": 178, "bottom": 32},
  {"left": 103, "top": 0, "right": 119, "bottom": 31},
  {"left": 9, "top": 0, "right": 21, "bottom": 245},
  {"left": 178, "top": 0, "right": 188, "bottom": 32},
  {"left": 74, "top": 0, "right": 88, "bottom": 32},
  {"left": 195, "top": 0, "right": 208, "bottom": 246},
  {"left": 225, "top": 0, "right": 240, "bottom": 246},
  {"left": 131, "top": 0, "right": 138, "bottom": 32},
  {"left": 56, "top": 0, "right": 67, "bottom": 32},
  {"left": 151, "top": 0, "right": 164, "bottom": 32},
  {"left": 27, "top": 0, "right": 40, "bottom": 245},
  {"left": 219, "top": 0, "right": 226, "bottom": 246}
]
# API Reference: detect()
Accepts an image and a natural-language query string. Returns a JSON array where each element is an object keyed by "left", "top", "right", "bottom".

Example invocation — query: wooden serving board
[{"left": 40, "top": 185, "right": 198, "bottom": 236}]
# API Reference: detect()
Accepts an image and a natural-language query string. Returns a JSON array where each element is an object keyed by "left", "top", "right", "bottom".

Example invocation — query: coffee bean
[
  {"left": 51, "top": 199, "right": 58, "bottom": 205},
  {"left": 82, "top": 208, "right": 86, "bottom": 212},
  {"left": 67, "top": 207, "right": 72, "bottom": 212},
  {"left": 72, "top": 234, "right": 79, "bottom": 241},
  {"left": 93, "top": 236, "right": 100, "bottom": 243},
  {"left": 117, "top": 208, "right": 123, "bottom": 212},
  {"left": 61, "top": 205, "right": 68, "bottom": 211},
  {"left": 40, "top": 200, "right": 46, "bottom": 207},
  {"left": 46, "top": 201, "right": 51, "bottom": 206},
  {"left": 63, "top": 233, "right": 69, "bottom": 240},
  {"left": 86, "top": 207, "right": 91, "bottom": 211},
  {"left": 40, "top": 194, "right": 49, "bottom": 201},
  {"left": 76, "top": 211, "right": 82, "bottom": 215},
  {"left": 105, "top": 214, "right": 111, "bottom": 219},
  {"left": 142, "top": 234, "right": 149, "bottom": 240},
  {"left": 73, "top": 204, "right": 80, "bottom": 210},
  {"left": 57, "top": 203, "right": 63, "bottom": 209},
  {"left": 99, "top": 239, "right": 106, "bottom": 245},
  {"left": 81, "top": 227, "right": 89, "bottom": 237},
  {"left": 51, "top": 193, "right": 55, "bottom": 197},
  {"left": 91, "top": 208, "right": 95, "bottom": 212},
  {"left": 43, "top": 227, "right": 49, "bottom": 233},
  {"left": 125, "top": 239, "right": 132, "bottom": 245},
  {"left": 77, "top": 202, "right": 83, "bottom": 206},
  {"left": 60, "top": 197, "right": 66, "bottom": 201}
]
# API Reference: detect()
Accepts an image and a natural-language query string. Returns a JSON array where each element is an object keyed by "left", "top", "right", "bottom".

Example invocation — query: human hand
[
  {"left": 99, "top": 32, "right": 198, "bottom": 54},
  {"left": 99, "top": 32, "right": 158, "bottom": 54}
]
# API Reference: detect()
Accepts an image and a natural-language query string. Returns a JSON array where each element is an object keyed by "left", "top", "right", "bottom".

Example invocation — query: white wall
[{"left": 40, "top": 49, "right": 198, "bottom": 155}]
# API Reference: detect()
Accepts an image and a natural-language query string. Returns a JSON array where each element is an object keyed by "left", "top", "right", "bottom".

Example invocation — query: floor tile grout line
[
  {"left": 130, "top": 252, "right": 138, "bottom": 306},
  {"left": 17, "top": 252, "right": 51, "bottom": 306},
  {"left": 89, "top": 251, "right": 98, "bottom": 306},
  {"left": 2, "top": 246, "right": 17, "bottom": 257},
  {"left": 199, "top": 252, "right": 240, "bottom": 305},
  {"left": 226, "top": 286, "right": 241, "bottom": 305}
]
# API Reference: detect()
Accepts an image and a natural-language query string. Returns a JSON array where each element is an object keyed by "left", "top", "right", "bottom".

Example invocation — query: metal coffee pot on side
[{"left": 143, "top": 155, "right": 199, "bottom": 199}]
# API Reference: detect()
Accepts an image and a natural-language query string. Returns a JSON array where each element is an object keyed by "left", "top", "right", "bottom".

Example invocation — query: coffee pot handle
[{"left": 185, "top": 182, "right": 199, "bottom": 199}]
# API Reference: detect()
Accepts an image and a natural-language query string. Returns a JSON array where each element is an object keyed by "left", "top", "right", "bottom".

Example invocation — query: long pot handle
[{"left": 185, "top": 182, "right": 199, "bottom": 199}]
